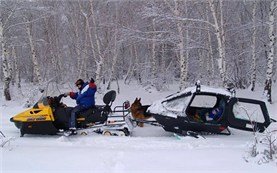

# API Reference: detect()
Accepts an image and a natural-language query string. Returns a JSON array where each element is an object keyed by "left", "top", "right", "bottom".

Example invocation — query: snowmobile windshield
[{"left": 33, "top": 97, "right": 50, "bottom": 108}]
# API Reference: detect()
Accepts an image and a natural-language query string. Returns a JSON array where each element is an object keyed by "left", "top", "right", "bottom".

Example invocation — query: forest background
[{"left": 1, "top": 0, "right": 276, "bottom": 103}]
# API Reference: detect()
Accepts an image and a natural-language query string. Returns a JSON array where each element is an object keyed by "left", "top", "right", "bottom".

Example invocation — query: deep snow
[{"left": 1, "top": 82, "right": 277, "bottom": 173}]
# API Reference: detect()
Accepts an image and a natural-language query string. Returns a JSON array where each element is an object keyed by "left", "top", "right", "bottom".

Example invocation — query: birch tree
[
  {"left": 107, "top": 2, "right": 119, "bottom": 90},
  {"left": 250, "top": 1, "right": 258, "bottom": 91},
  {"left": 66, "top": 3, "right": 83, "bottom": 77},
  {"left": 124, "top": 45, "right": 134, "bottom": 84},
  {"left": 78, "top": 0, "right": 92, "bottom": 78},
  {"left": 89, "top": 0, "right": 103, "bottom": 85},
  {"left": 163, "top": 0, "right": 189, "bottom": 90},
  {"left": 151, "top": 18, "right": 159, "bottom": 89},
  {"left": 11, "top": 46, "right": 21, "bottom": 89},
  {"left": 0, "top": 0, "right": 276, "bottom": 96},
  {"left": 25, "top": 20, "right": 42, "bottom": 84},
  {"left": 175, "top": 0, "right": 188, "bottom": 90},
  {"left": 0, "top": 1, "right": 18, "bottom": 100},
  {"left": 206, "top": 9, "right": 215, "bottom": 84},
  {"left": 1, "top": 44, "right": 11, "bottom": 100},
  {"left": 264, "top": 0, "right": 276, "bottom": 103},
  {"left": 208, "top": 0, "right": 227, "bottom": 87}
]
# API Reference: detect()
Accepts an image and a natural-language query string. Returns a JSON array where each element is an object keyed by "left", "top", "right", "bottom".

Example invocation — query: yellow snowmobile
[{"left": 10, "top": 90, "right": 130, "bottom": 137}]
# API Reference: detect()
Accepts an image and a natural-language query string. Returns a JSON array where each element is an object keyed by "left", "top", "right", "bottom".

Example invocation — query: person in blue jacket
[
  {"left": 205, "top": 99, "right": 225, "bottom": 122},
  {"left": 64, "top": 78, "right": 97, "bottom": 135}
]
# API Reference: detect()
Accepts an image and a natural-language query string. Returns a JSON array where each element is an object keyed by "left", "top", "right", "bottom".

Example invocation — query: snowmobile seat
[
  {"left": 76, "top": 90, "right": 116, "bottom": 126},
  {"left": 76, "top": 105, "right": 110, "bottom": 125}
]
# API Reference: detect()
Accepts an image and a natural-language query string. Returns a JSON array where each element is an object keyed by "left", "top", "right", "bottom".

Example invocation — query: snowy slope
[{"left": 1, "top": 82, "right": 277, "bottom": 173}]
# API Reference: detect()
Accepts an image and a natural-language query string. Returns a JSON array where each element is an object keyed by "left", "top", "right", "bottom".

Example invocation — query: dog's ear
[
  {"left": 138, "top": 98, "right": 141, "bottom": 102},
  {"left": 134, "top": 97, "right": 138, "bottom": 102}
]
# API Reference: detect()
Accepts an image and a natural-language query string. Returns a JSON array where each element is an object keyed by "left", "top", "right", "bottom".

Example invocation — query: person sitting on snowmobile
[{"left": 64, "top": 78, "right": 97, "bottom": 135}]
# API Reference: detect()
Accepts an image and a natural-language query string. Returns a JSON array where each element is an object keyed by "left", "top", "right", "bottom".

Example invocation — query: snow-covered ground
[{"left": 1, "top": 82, "right": 277, "bottom": 173}]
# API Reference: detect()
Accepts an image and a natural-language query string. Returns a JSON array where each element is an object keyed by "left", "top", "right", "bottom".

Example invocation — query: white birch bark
[
  {"left": 89, "top": 0, "right": 103, "bottom": 85},
  {"left": 250, "top": 1, "right": 257, "bottom": 91},
  {"left": 219, "top": 0, "right": 226, "bottom": 78},
  {"left": 1, "top": 21, "right": 11, "bottom": 100},
  {"left": 207, "top": 29, "right": 215, "bottom": 85},
  {"left": 164, "top": 0, "right": 188, "bottom": 89},
  {"left": 71, "top": 12, "right": 82, "bottom": 77},
  {"left": 107, "top": 3, "right": 119, "bottom": 90},
  {"left": 161, "top": 43, "right": 166, "bottom": 85},
  {"left": 78, "top": 0, "right": 96, "bottom": 79},
  {"left": 124, "top": 46, "right": 134, "bottom": 84},
  {"left": 54, "top": 34, "right": 62, "bottom": 80},
  {"left": 43, "top": 18, "right": 59, "bottom": 80},
  {"left": 208, "top": 32, "right": 215, "bottom": 80},
  {"left": 172, "top": 0, "right": 188, "bottom": 90},
  {"left": 208, "top": 0, "right": 227, "bottom": 86},
  {"left": 133, "top": 45, "right": 142, "bottom": 84},
  {"left": 1, "top": 4, "right": 18, "bottom": 100},
  {"left": 26, "top": 22, "right": 42, "bottom": 84},
  {"left": 184, "top": 2, "right": 189, "bottom": 85},
  {"left": 12, "top": 46, "right": 21, "bottom": 89},
  {"left": 151, "top": 18, "right": 158, "bottom": 88},
  {"left": 266, "top": 0, "right": 275, "bottom": 82},
  {"left": 107, "top": 34, "right": 118, "bottom": 90},
  {"left": 264, "top": 0, "right": 276, "bottom": 103}
]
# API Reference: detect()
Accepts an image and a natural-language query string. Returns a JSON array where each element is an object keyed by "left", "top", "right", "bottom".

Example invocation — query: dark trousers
[{"left": 69, "top": 105, "right": 87, "bottom": 128}]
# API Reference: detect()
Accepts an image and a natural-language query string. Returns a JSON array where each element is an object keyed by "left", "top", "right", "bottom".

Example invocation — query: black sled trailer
[{"left": 144, "top": 83, "right": 275, "bottom": 136}]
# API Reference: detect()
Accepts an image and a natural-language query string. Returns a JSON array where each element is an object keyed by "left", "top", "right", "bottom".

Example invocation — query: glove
[{"left": 64, "top": 92, "right": 70, "bottom": 97}]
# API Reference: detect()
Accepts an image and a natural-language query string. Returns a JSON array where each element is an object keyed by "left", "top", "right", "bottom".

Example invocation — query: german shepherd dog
[{"left": 130, "top": 98, "right": 152, "bottom": 127}]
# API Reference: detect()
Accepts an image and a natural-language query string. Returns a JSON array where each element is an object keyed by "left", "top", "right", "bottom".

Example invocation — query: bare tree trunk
[
  {"left": 264, "top": 0, "right": 276, "bottom": 103},
  {"left": 89, "top": 0, "right": 103, "bottom": 85},
  {"left": 206, "top": 30, "right": 213, "bottom": 86},
  {"left": 106, "top": 47, "right": 118, "bottom": 90},
  {"left": 12, "top": 46, "right": 21, "bottom": 89},
  {"left": 54, "top": 34, "right": 62, "bottom": 81},
  {"left": 206, "top": 5, "right": 215, "bottom": 85},
  {"left": 133, "top": 45, "right": 142, "bottom": 84},
  {"left": 164, "top": 0, "right": 187, "bottom": 89},
  {"left": 1, "top": 46, "right": 11, "bottom": 100},
  {"left": 251, "top": 1, "right": 258, "bottom": 91},
  {"left": 1, "top": 21, "right": 11, "bottom": 100},
  {"left": 80, "top": 34, "right": 88, "bottom": 79},
  {"left": 124, "top": 46, "right": 134, "bottom": 84},
  {"left": 173, "top": 0, "right": 188, "bottom": 90},
  {"left": 107, "top": 2, "right": 120, "bottom": 90},
  {"left": 77, "top": 1, "right": 87, "bottom": 78},
  {"left": 43, "top": 18, "right": 54, "bottom": 73},
  {"left": 161, "top": 44, "right": 167, "bottom": 86},
  {"left": 70, "top": 11, "right": 83, "bottom": 78},
  {"left": 209, "top": 0, "right": 227, "bottom": 87},
  {"left": 151, "top": 18, "right": 158, "bottom": 89},
  {"left": 107, "top": 31, "right": 119, "bottom": 90},
  {"left": 26, "top": 22, "right": 42, "bottom": 84}
]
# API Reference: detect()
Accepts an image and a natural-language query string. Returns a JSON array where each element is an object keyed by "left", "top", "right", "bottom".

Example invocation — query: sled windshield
[
  {"left": 148, "top": 92, "right": 192, "bottom": 118},
  {"left": 189, "top": 95, "right": 218, "bottom": 108}
]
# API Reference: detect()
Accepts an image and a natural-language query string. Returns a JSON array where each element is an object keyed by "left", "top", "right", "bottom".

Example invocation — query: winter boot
[{"left": 64, "top": 128, "right": 77, "bottom": 136}]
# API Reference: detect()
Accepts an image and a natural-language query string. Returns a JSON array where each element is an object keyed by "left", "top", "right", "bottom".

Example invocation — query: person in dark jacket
[{"left": 64, "top": 79, "right": 97, "bottom": 135}]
